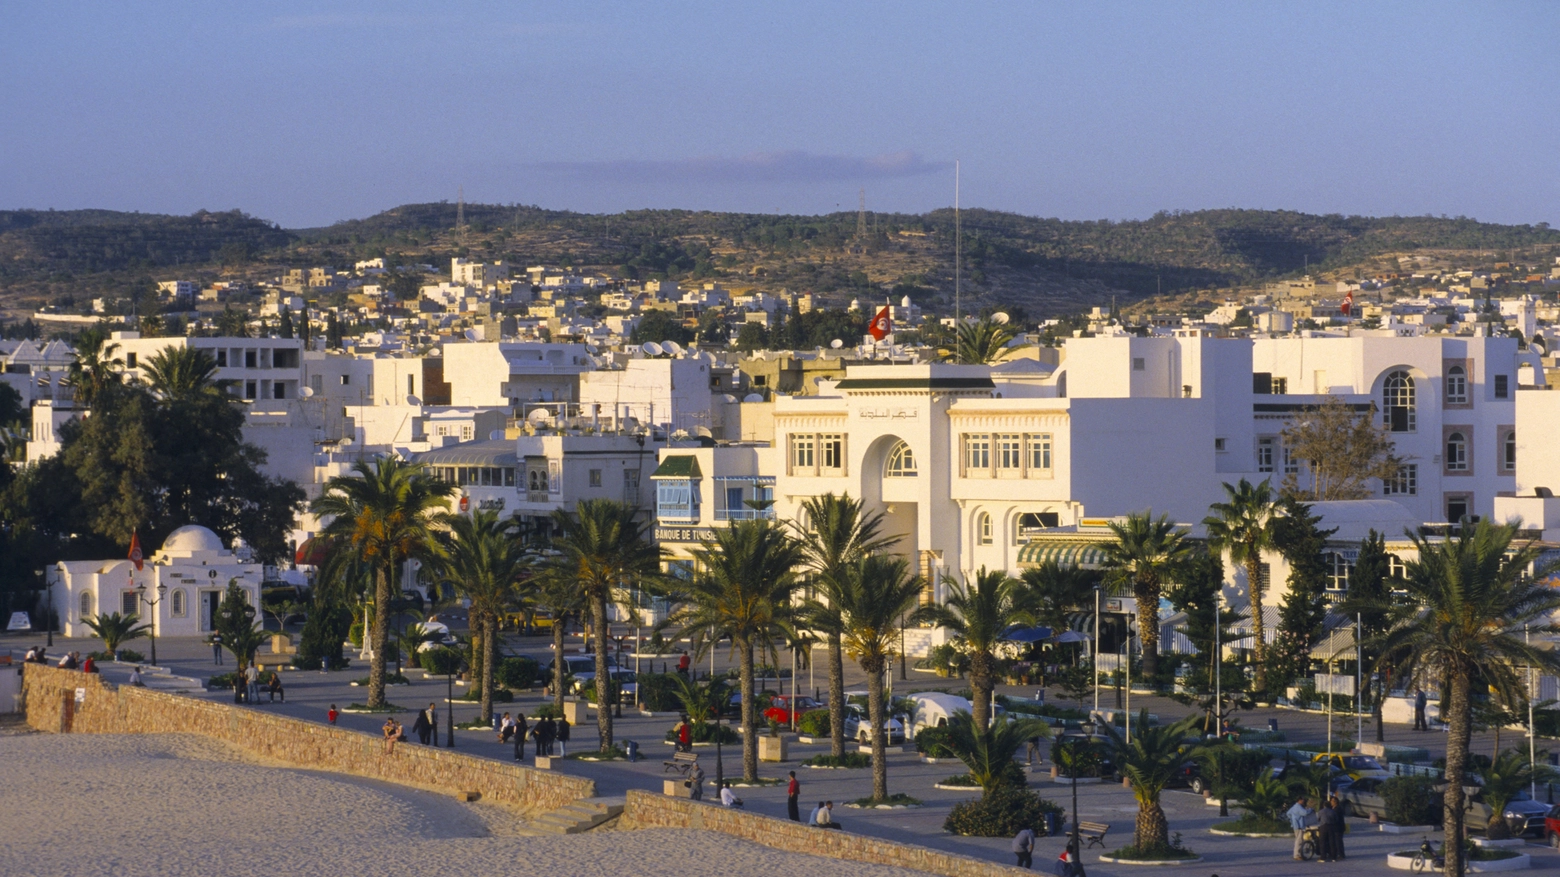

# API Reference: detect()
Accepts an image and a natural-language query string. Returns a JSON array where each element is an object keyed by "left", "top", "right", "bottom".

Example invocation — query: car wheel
[
  {"left": 1189, "top": 777, "right": 1204, "bottom": 794},
  {"left": 1550, "top": 832, "right": 1560, "bottom": 851}
]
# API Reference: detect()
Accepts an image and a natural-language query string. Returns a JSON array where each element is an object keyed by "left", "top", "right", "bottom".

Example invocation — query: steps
[{"left": 516, "top": 796, "right": 625, "bottom": 836}]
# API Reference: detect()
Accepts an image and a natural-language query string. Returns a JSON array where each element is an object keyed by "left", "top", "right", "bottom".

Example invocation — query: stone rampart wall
[
  {"left": 620, "top": 790, "right": 1030, "bottom": 877},
  {"left": 21, "top": 663, "right": 593, "bottom": 815}
]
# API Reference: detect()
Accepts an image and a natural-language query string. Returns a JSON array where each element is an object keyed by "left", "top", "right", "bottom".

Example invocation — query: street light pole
[
  {"left": 1093, "top": 586, "right": 1101, "bottom": 719},
  {"left": 446, "top": 669, "right": 455, "bottom": 748},
  {"left": 38, "top": 570, "right": 51, "bottom": 647},
  {"left": 136, "top": 581, "right": 167, "bottom": 666}
]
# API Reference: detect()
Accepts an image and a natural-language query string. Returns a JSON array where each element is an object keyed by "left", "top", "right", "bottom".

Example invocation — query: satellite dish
[
  {"left": 671, "top": 429, "right": 690, "bottom": 440},
  {"left": 527, "top": 408, "right": 554, "bottom": 425},
  {"left": 643, "top": 341, "right": 664, "bottom": 357},
  {"left": 743, "top": 393, "right": 764, "bottom": 403},
  {"left": 464, "top": 328, "right": 480, "bottom": 341},
  {"left": 992, "top": 312, "right": 1011, "bottom": 325},
  {"left": 341, "top": 437, "right": 354, "bottom": 448},
  {"left": 300, "top": 386, "right": 315, "bottom": 398},
  {"left": 830, "top": 339, "right": 843, "bottom": 349},
  {"left": 694, "top": 426, "right": 713, "bottom": 439},
  {"left": 664, "top": 340, "right": 684, "bottom": 356},
  {"left": 406, "top": 395, "right": 422, "bottom": 406},
  {"left": 721, "top": 394, "right": 737, "bottom": 403},
  {"left": 488, "top": 430, "right": 504, "bottom": 441}
]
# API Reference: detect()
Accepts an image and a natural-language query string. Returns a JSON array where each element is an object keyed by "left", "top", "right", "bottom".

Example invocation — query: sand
[{"left": 0, "top": 731, "right": 936, "bottom": 877}]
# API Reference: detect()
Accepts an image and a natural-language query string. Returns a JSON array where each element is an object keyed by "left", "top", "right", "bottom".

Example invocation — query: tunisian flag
[
  {"left": 868, "top": 305, "right": 893, "bottom": 341},
  {"left": 128, "top": 532, "right": 144, "bottom": 571},
  {"left": 1341, "top": 290, "right": 1354, "bottom": 317}
]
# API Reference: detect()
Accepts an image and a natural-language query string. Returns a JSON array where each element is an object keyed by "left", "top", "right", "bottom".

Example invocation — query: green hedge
[
  {"left": 916, "top": 726, "right": 956, "bottom": 758},
  {"left": 666, "top": 723, "right": 739, "bottom": 744},
  {"left": 944, "top": 787, "right": 1063, "bottom": 837},
  {"left": 637, "top": 673, "right": 682, "bottom": 712},
  {"left": 803, "top": 752, "right": 871, "bottom": 769},
  {"left": 498, "top": 656, "right": 539, "bottom": 690},
  {"left": 798, "top": 708, "right": 831, "bottom": 737},
  {"left": 1382, "top": 776, "right": 1440, "bottom": 826}
]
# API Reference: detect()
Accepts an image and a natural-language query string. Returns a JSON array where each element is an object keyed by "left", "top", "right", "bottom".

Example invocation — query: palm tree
[
  {"left": 530, "top": 573, "right": 586, "bottom": 712},
  {"left": 538, "top": 499, "right": 663, "bottom": 753},
  {"left": 1021, "top": 560, "right": 1101, "bottom": 635},
  {"left": 1369, "top": 520, "right": 1560, "bottom": 877},
  {"left": 912, "top": 566, "right": 1033, "bottom": 730},
  {"left": 65, "top": 331, "right": 123, "bottom": 407},
  {"left": 141, "top": 346, "right": 222, "bottom": 402},
  {"left": 832, "top": 554, "right": 924, "bottom": 802},
  {"left": 1202, "top": 478, "right": 1281, "bottom": 689},
  {"left": 435, "top": 510, "right": 528, "bottom": 725},
  {"left": 944, "top": 709, "right": 1050, "bottom": 794},
  {"left": 1478, "top": 749, "right": 1557, "bottom": 839},
  {"left": 1099, "top": 512, "right": 1193, "bottom": 680},
  {"left": 311, "top": 457, "right": 454, "bottom": 708},
  {"left": 84, "top": 611, "right": 151, "bottom": 657},
  {"left": 936, "top": 318, "right": 1031, "bottom": 364},
  {"left": 1102, "top": 710, "right": 1202, "bottom": 854},
  {"left": 664, "top": 519, "right": 801, "bottom": 782},
  {"left": 792, "top": 493, "right": 897, "bottom": 758}
]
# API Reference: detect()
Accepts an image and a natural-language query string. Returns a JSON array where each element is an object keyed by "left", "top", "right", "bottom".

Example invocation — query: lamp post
[
  {"left": 38, "top": 569, "right": 51, "bottom": 647},
  {"left": 135, "top": 581, "right": 167, "bottom": 666},
  {"left": 445, "top": 667, "right": 456, "bottom": 748},
  {"left": 1093, "top": 586, "right": 1101, "bottom": 719},
  {"left": 1067, "top": 732, "right": 1090, "bottom": 877}
]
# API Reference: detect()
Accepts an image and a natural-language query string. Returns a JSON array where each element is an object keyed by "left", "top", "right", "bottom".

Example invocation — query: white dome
[{"left": 162, "top": 525, "right": 225, "bottom": 554}]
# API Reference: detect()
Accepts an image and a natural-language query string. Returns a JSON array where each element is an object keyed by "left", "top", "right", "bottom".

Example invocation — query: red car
[{"left": 764, "top": 695, "right": 822, "bottom": 725}]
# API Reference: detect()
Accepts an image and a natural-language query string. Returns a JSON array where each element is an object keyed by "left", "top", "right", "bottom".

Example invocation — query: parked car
[
  {"left": 545, "top": 653, "right": 619, "bottom": 691},
  {"left": 1311, "top": 752, "right": 1390, "bottom": 782},
  {"left": 843, "top": 702, "right": 907, "bottom": 744},
  {"left": 1052, "top": 730, "right": 1118, "bottom": 780},
  {"left": 1469, "top": 790, "right": 1551, "bottom": 837},
  {"left": 413, "top": 618, "right": 459, "bottom": 652},
  {"left": 1334, "top": 776, "right": 1390, "bottom": 819},
  {"left": 764, "top": 695, "right": 822, "bottom": 726},
  {"left": 1541, "top": 804, "right": 1560, "bottom": 847},
  {"left": 903, "top": 692, "right": 975, "bottom": 735}
]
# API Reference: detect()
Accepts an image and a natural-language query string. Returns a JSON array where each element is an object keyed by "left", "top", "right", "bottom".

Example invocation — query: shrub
[
  {"left": 88, "top": 649, "right": 145, "bottom": 663},
  {"left": 497, "top": 656, "right": 539, "bottom": 691},
  {"left": 916, "top": 725, "right": 957, "bottom": 758},
  {"left": 208, "top": 671, "right": 243, "bottom": 689},
  {"left": 299, "top": 603, "right": 352, "bottom": 671},
  {"left": 533, "top": 703, "right": 563, "bottom": 719},
  {"left": 1050, "top": 736, "right": 1105, "bottom": 777},
  {"left": 458, "top": 688, "right": 513, "bottom": 702},
  {"left": 1382, "top": 776, "right": 1440, "bottom": 826},
  {"left": 798, "top": 708, "right": 831, "bottom": 737},
  {"left": 348, "top": 622, "right": 364, "bottom": 648},
  {"left": 291, "top": 654, "right": 350, "bottom": 671},
  {"left": 803, "top": 752, "right": 871, "bottom": 769},
  {"left": 351, "top": 673, "right": 410, "bottom": 686},
  {"left": 664, "top": 723, "right": 739, "bottom": 744},
  {"left": 637, "top": 673, "right": 682, "bottom": 712},
  {"left": 943, "top": 787, "right": 1063, "bottom": 837}
]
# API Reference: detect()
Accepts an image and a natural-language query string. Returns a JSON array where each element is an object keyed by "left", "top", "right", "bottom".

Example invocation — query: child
[{"left": 328, "top": 704, "right": 339, "bottom": 725}]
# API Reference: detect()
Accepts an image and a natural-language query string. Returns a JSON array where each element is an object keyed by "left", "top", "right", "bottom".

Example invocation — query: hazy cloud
[{"left": 536, "top": 150, "right": 950, "bottom": 185}]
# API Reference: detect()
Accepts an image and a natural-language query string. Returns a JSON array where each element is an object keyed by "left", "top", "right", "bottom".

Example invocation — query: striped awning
[{"left": 1016, "top": 540, "right": 1109, "bottom": 568}]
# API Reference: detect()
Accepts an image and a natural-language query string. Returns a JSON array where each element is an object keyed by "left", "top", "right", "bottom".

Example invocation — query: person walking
[
  {"left": 1414, "top": 688, "right": 1428, "bottom": 731},
  {"left": 1026, "top": 732, "right": 1043, "bottom": 765},
  {"left": 1013, "top": 826, "right": 1036, "bottom": 869},
  {"left": 676, "top": 651, "right": 691, "bottom": 679},
  {"left": 688, "top": 762, "right": 705, "bottom": 800},
  {"left": 1326, "top": 795, "right": 1346, "bottom": 860},
  {"left": 412, "top": 704, "right": 434, "bottom": 745},
  {"left": 211, "top": 633, "right": 224, "bottom": 665},
  {"left": 786, "top": 770, "right": 801, "bottom": 822},
  {"left": 513, "top": 711, "right": 528, "bottom": 761},
  {"left": 676, "top": 716, "right": 692, "bottom": 752},
  {"left": 556, "top": 715, "right": 570, "bottom": 757},
  {"left": 537, "top": 716, "right": 556, "bottom": 757},
  {"left": 327, "top": 704, "right": 339, "bottom": 725},
  {"left": 1286, "top": 796, "right": 1315, "bottom": 860}
]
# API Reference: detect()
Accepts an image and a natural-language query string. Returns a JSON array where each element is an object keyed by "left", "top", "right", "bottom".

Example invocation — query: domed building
[{"left": 49, "top": 526, "right": 263, "bottom": 640}]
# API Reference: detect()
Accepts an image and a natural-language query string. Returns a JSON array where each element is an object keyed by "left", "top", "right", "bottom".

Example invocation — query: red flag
[
  {"left": 868, "top": 305, "right": 892, "bottom": 341},
  {"left": 1341, "top": 290, "right": 1354, "bottom": 317},
  {"left": 128, "top": 532, "right": 144, "bottom": 571}
]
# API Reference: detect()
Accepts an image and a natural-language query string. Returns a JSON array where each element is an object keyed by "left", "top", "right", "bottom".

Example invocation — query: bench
[
  {"left": 663, "top": 750, "right": 699, "bottom": 775},
  {"left": 1078, "top": 821, "right": 1111, "bottom": 849}
]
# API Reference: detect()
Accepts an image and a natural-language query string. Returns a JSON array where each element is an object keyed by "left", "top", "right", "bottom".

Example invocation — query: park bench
[
  {"left": 1078, "top": 822, "right": 1111, "bottom": 848},
  {"left": 663, "top": 750, "right": 699, "bottom": 775}
]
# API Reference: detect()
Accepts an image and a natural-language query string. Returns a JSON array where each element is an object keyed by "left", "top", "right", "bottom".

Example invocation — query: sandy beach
[{"left": 0, "top": 730, "right": 936, "bottom": 877}]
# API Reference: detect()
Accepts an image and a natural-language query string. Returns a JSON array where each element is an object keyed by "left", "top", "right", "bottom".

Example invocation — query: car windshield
[{"left": 1342, "top": 756, "right": 1383, "bottom": 770}]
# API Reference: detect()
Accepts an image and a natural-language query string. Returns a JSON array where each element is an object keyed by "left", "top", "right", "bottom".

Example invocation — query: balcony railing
[{"left": 715, "top": 507, "right": 776, "bottom": 521}]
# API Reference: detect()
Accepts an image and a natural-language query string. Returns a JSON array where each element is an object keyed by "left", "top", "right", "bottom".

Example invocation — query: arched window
[
  {"left": 171, "top": 589, "right": 187, "bottom": 618},
  {"left": 79, "top": 591, "right": 93, "bottom": 619},
  {"left": 1445, "top": 365, "right": 1467, "bottom": 404},
  {"left": 1446, "top": 431, "right": 1468, "bottom": 471},
  {"left": 1504, "top": 430, "right": 1516, "bottom": 471},
  {"left": 885, "top": 441, "right": 917, "bottom": 477},
  {"left": 1383, "top": 371, "right": 1415, "bottom": 432},
  {"left": 977, "top": 513, "right": 992, "bottom": 545}
]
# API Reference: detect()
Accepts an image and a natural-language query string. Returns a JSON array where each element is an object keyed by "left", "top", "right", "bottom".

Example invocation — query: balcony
[{"left": 715, "top": 507, "right": 776, "bottom": 522}]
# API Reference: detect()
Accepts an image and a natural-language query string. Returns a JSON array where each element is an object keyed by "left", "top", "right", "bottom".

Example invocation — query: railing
[{"left": 714, "top": 507, "right": 775, "bottom": 521}]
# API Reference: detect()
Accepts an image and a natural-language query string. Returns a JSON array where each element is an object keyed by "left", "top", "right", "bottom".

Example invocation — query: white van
[{"left": 903, "top": 692, "right": 974, "bottom": 736}]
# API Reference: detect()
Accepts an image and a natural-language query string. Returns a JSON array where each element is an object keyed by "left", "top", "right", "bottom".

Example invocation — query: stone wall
[
  {"left": 620, "top": 790, "right": 1031, "bottom": 877},
  {"left": 21, "top": 663, "right": 593, "bottom": 815}
]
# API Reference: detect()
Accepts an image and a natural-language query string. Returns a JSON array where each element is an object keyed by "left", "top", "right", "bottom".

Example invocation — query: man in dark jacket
[
  {"left": 512, "top": 711, "right": 528, "bottom": 761},
  {"left": 537, "top": 716, "right": 557, "bottom": 756},
  {"left": 411, "top": 703, "right": 436, "bottom": 745}
]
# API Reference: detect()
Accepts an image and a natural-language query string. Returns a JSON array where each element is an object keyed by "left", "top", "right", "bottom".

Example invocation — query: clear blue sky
[{"left": 3, "top": 2, "right": 1557, "bottom": 229}]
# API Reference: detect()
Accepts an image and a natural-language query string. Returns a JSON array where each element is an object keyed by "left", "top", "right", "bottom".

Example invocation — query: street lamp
[
  {"left": 135, "top": 581, "right": 168, "bottom": 666},
  {"left": 37, "top": 569, "right": 51, "bottom": 647},
  {"left": 1092, "top": 585, "right": 1101, "bottom": 719}
]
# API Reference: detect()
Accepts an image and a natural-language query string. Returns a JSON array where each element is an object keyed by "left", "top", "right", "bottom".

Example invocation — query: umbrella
[
  {"left": 1001, "top": 625, "right": 1053, "bottom": 643},
  {"left": 1051, "top": 630, "right": 1091, "bottom": 644}
]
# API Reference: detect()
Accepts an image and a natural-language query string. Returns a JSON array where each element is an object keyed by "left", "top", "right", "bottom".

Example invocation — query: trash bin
[
  {"left": 1267, "top": 719, "right": 1278, "bottom": 733},
  {"left": 1044, "top": 811, "right": 1062, "bottom": 837},
  {"left": 624, "top": 740, "right": 639, "bottom": 762}
]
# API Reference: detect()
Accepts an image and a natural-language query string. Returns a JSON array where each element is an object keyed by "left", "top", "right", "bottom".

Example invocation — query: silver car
[{"left": 843, "top": 703, "right": 906, "bottom": 744}]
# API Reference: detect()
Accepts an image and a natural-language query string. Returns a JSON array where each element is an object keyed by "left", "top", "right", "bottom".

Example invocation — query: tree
[
  {"left": 1100, "top": 512, "right": 1194, "bottom": 679},
  {"left": 630, "top": 310, "right": 694, "bottom": 346},
  {"left": 913, "top": 567, "right": 1032, "bottom": 730},
  {"left": 1280, "top": 397, "right": 1400, "bottom": 501},
  {"left": 665, "top": 519, "right": 800, "bottom": 781},
  {"left": 1477, "top": 749, "right": 1556, "bottom": 839},
  {"left": 1369, "top": 520, "right": 1560, "bottom": 877},
  {"left": 435, "top": 510, "right": 528, "bottom": 725},
  {"left": 531, "top": 572, "right": 585, "bottom": 712},
  {"left": 1020, "top": 560, "right": 1100, "bottom": 635},
  {"left": 538, "top": 499, "right": 663, "bottom": 753},
  {"left": 832, "top": 554, "right": 924, "bottom": 801},
  {"left": 65, "top": 327, "right": 123, "bottom": 407},
  {"left": 140, "top": 346, "right": 222, "bottom": 403},
  {"left": 214, "top": 580, "right": 264, "bottom": 673},
  {"left": 1202, "top": 480, "right": 1281, "bottom": 689},
  {"left": 216, "top": 306, "right": 249, "bottom": 338},
  {"left": 792, "top": 493, "right": 897, "bottom": 758},
  {"left": 1336, "top": 529, "right": 1394, "bottom": 741},
  {"left": 1102, "top": 710, "right": 1202, "bottom": 854},
  {"left": 311, "top": 458, "right": 454, "bottom": 708},
  {"left": 1265, "top": 499, "right": 1335, "bottom": 694},
  {"left": 936, "top": 318, "right": 1030, "bottom": 364},
  {"left": 278, "top": 306, "right": 295, "bottom": 339},
  {"left": 84, "top": 611, "right": 151, "bottom": 657},
  {"left": 944, "top": 709, "right": 1049, "bottom": 793}
]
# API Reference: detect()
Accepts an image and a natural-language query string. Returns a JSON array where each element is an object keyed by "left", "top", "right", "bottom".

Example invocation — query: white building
[
  {"left": 440, "top": 342, "right": 594, "bottom": 409},
  {"left": 113, "top": 332, "right": 305, "bottom": 403},
  {"left": 452, "top": 258, "right": 509, "bottom": 288}
]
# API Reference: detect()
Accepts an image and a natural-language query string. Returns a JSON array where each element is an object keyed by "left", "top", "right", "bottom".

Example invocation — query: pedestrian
[
  {"left": 128, "top": 666, "right": 145, "bottom": 687},
  {"left": 1326, "top": 794, "right": 1346, "bottom": 860},
  {"left": 1053, "top": 839, "right": 1081, "bottom": 877},
  {"left": 327, "top": 704, "right": 339, "bottom": 725},
  {"left": 23, "top": 646, "right": 36, "bottom": 663},
  {"left": 211, "top": 633, "right": 224, "bottom": 665},
  {"left": 688, "top": 762, "right": 705, "bottom": 800},
  {"left": 786, "top": 770, "right": 801, "bottom": 822},
  {"left": 1414, "top": 688, "right": 1428, "bottom": 731},
  {"left": 816, "top": 800, "right": 841, "bottom": 830},
  {"left": 719, "top": 781, "right": 744, "bottom": 808},
  {"left": 1315, "top": 797, "right": 1337, "bottom": 862},
  {"left": 676, "top": 716, "right": 692, "bottom": 751},
  {"left": 556, "top": 714, "right": 570, "bottom": 757},
  {"left": 1286, "top": 796, "right": 1315, "bottom": 860},
  {"left": 538, "top": 716, "right": 557, "bottom": 756},
  {"left": 245, "top": 663, "right": 260, "bottom": 703},
  {"left": 513, "top": 711, "right": 528, "bottom": 761},
  {"left": 1013, "top": 826, "right": 1036, "bottom": 869},
  {"left": 33, "top": 646, "right": 46, "bottom": 664},
  {"left": 412, "top": 703, "right": 434, "bottom": 745},
  {"left": 677, "top": 650, "right": 690, "bottom": 679},
  {"left": 1026, "top": 732, "right": 1043, "bottom": 765}
]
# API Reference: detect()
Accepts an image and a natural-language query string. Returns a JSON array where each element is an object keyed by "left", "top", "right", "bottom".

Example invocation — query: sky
[{"left": 2, "top": 2, "right": 1558, "bottom": 229}]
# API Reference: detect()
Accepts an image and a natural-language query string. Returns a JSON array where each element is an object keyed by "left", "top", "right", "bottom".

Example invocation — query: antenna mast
[
  {"left": 955, "top": 160, "right": 961, "bottom": 326},
  {"left": 857, "top": 187, "right": 868, "bottom": 240},
  {"left": 457, "top": 186, "right": 466, "bottom": 246}
]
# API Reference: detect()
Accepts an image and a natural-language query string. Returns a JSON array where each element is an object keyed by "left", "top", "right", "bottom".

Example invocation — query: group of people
[
  {"left": 24, "top": 647, "right": 95, "bottom": 673},
  {"left": 235, "top": 664, "right": 284, "bottom": 704},
  {"left": 1287, "top": 794, "right": 1347, "bottom": 863},
  {"left": 410, "top": 703, "right": 439, "bottom": 745},
  {"left": 496, "top": 710, "right": 569, "bottom": 759}
]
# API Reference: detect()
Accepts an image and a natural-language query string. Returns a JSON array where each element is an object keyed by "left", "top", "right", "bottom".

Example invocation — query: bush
[
  {"left": 1050, "top": 736, "right": 1105, "bottom": 777},
  {"left": 351, "top": 673, "right": 410, "bottom": 686},
  {"left": 88, "top": 649, "right": 145, "bottom": 663},
  {"left": 496, "top": 656, "right": 538, "bottom": 690},
  {"left": 665, "top": 723, "right": 740, "bottom": 744},
  {"left": 291, "top": 654, "right": 350, "bottom": 671},
  {"left": 458, "top": 688, "right": 513, "bottom": 702},
  {"left": 208, "top": 671, "right": 242, "bottom": 689},
  {"left": 348, "top": 622, "right": 364, "bottom": 648},
  {"left": 916, "top": 725, "right": 956, "bottom": 758},
  {"left": 943, "top": 787, "right": 1063, "bottom": 837},
  {"left": 803, "top": 752, "right": 872, "bottom": 769},
  {"left": 1382, "top": 776, "right": 1440, "bottom": 826},
  {"left": 533, "top": 703, "right": 563, "bottom": 719},
  {"left": 298, "top": 602, "right": 352, "bottom": 671},
  {"left": 637, "top": 673, "right": 682, "bottom": 712},
  {"left": 798, "top": 709, "right": 831, "bottom": 737}
]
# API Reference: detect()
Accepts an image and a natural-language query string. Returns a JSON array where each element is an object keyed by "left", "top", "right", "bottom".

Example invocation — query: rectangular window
[
  {"left": 1214, "top": 437, "right": 1227, "bottom": 452},
  {"left": 216, "top": 350, "right": 228, "bottom": 367},
  {"left": 1132, "top": 357, "right": 1146, "bottom": 371},
  {"left": 122, "top": 590, "right": 139, "bottom": 615},
  {"left": 964, "top": 434, "right": 991, "bottom": 475},
  {"left": 504, "top": 468, "right": 516, "bottom": 487},
  {"left": 656, "top": 479, "right": 698, "bottom": 520},
  {"left": 1027, "top": 434, "right": 1052, "bottom": 473},
  {"left": 1257, "top": 437, "right": 1275, "bottom": 473},
  {"left": 1446, "top": 494, "right": 1470, "bottom": 524},
  {"left": 1283, "top": 446, "right": 1298, "bottom": 475},
  {"left": 790, "top": 434, "right": 815, "bottom": 473},
  {"left": 1494, "top": 374, "right": 1509, "bottom": 399},
  {"left": 245, "top": 351, "right": 257, "bottom": 368},
  {"left": 1384, "top": 463, "right": 1418, "bottom": 496},
  {"left": 623, "top": 469, "right": 641, "bottom": 502},
  {"left": 340, "top": 374, "right": 350, "bottom": 385},
  {"left": 996, "top": 434, "right": 1023, "bottom": 474},
  {"left": 820, "top": 434, "right": 844, "bottom": 471},
  {"left": 460, "top": 425, "right": 473, "bottom": 441},
  {"left": 125, "top": 352, "right": 137, "bottom": 369},
  {"left": 1271, "top": 377, "right": 1287, "bottom": 395},
  {"left": 310, "top": 374, "right": 323, "bottom": 394},
  {"left": 244, "top": 380, "right": 257, "bottom": 399},
  {"left": 589, "top": 469, "right": 602, "bottom": 488}
]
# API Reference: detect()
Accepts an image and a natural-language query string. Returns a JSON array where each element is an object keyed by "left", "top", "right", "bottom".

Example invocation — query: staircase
[{"left": 515, "top": 796, "right": 625, "bottom": 836}]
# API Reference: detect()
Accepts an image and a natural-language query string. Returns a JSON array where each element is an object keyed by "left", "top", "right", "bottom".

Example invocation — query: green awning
[
  {"left": 1016, "top": 540, "right": 1108, "bottom": 568},
  {"left": 650, "top": 455, "right": 702, "bottom": 479}
]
